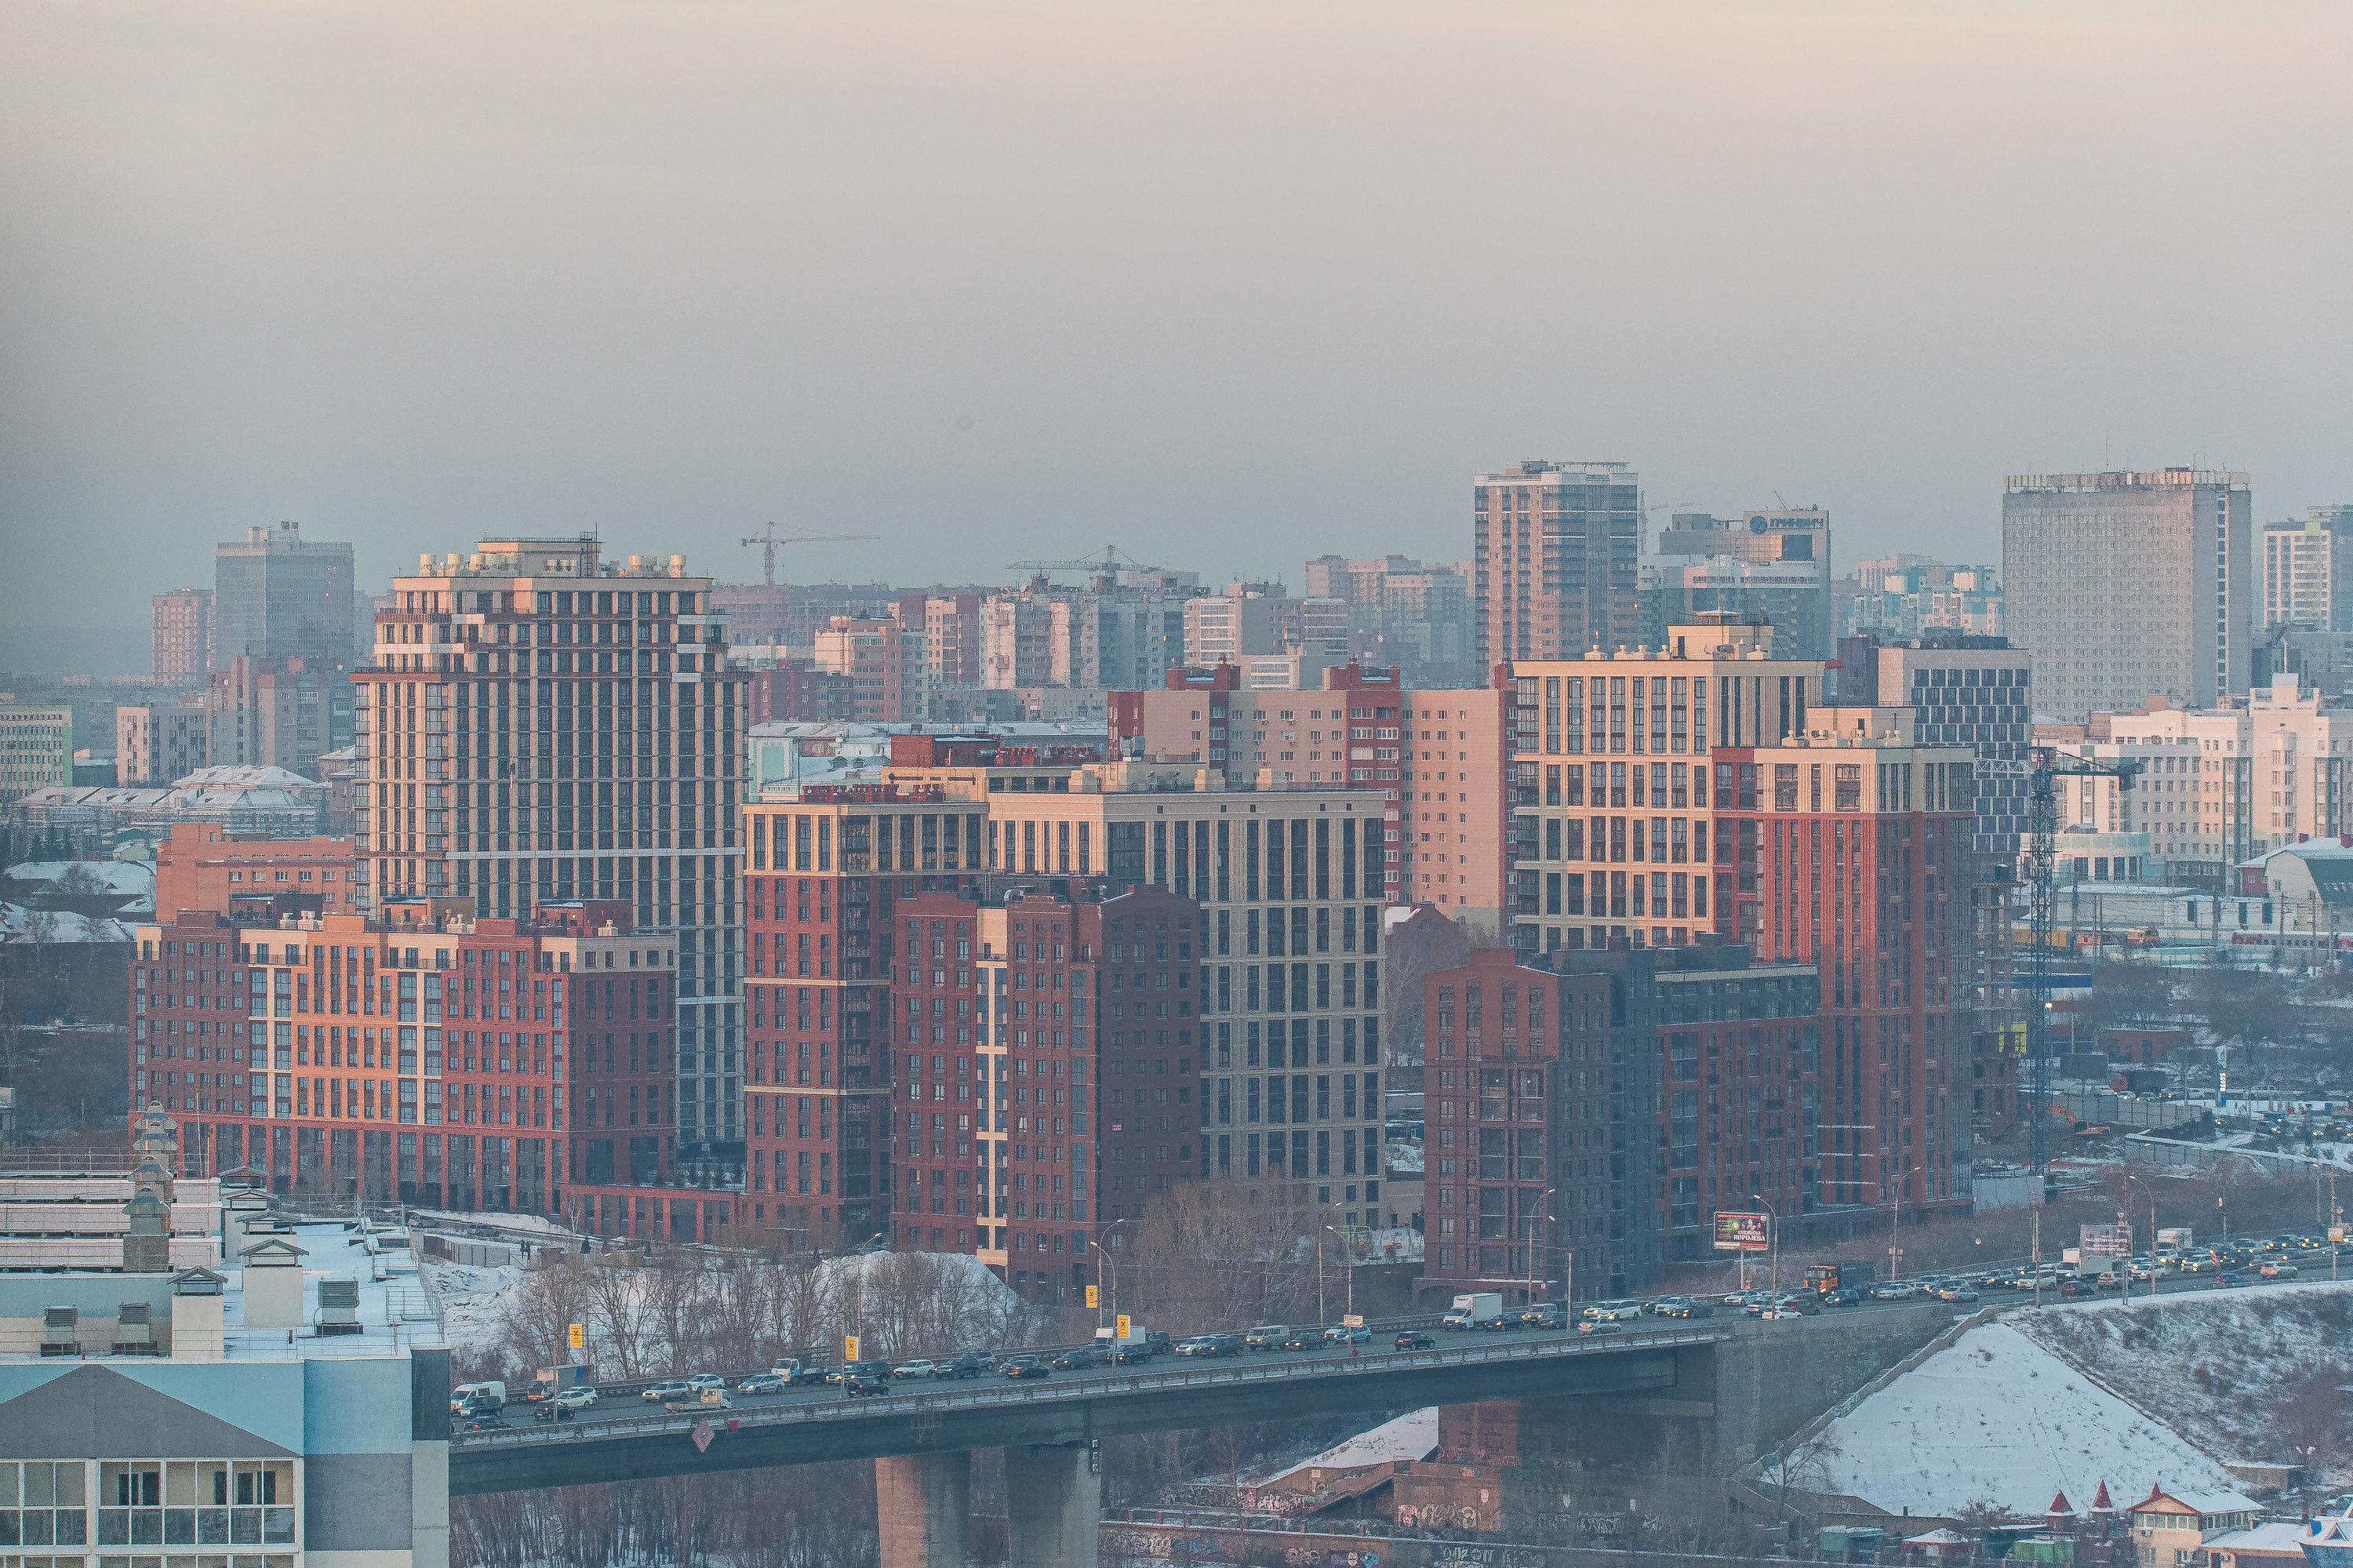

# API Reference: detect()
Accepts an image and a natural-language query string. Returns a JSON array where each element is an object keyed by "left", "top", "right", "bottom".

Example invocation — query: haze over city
[
  {"left": 11, "top": 6, "right": 2353, "bottom": 1568},
  {"left": 5, "top": 1, "right": 2351, "bottom": 671}
]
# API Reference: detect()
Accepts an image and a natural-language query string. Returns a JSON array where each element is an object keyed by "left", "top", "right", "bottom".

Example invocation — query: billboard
[
  {"left": 2079, "top": 1222, "right": 2133, "bottom": 1260},
  {"left": 1714, "top": 1211, "right": 1772, "bottom": 1253}
]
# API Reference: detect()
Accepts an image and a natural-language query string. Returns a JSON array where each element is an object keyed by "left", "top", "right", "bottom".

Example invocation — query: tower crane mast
[{"left": 738, "top": 522, "right": 878, "bottom": 587}]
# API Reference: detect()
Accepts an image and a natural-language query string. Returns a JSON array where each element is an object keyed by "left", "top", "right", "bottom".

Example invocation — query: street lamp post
[
  {"left": 1887, "top": 1165, "right": 1923, "bottom": 1285},
  {"left": 1526, "top": 1188, "right": 1557, "bottom": 1307},
  {"left": 1751, "top": 1193, "right": 1781, "bottom": 1312},
  {"left": 1324, "top": 1225, "right": 1355, "bottom": 1324},
  {"left": 1088, "top": 1219, "right": 1128, "bottom": 1336},
  {"left": 2122, "top": 1172, "right": 2159, "bottom": 1299}
]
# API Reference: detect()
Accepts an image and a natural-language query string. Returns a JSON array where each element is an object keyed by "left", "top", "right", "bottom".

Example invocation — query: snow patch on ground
[
  {"left": 1810, "top": 1320, "right": 2237, "bottom": 1516},
  {"left": 2021, "top": 1279, "right": 2353, "bottom": 1467},
  {"left": 424, "top": 1257, "right": 525, "bottom": 1359},
  {"left": 1259, "top": 1408, "right": 1439, "bottom": 1484},
  {"left": 407, "top": 1207, "right": 577, "bottom": 1237}
]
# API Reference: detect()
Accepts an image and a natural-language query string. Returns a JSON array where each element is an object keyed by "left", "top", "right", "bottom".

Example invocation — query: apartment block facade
[
  {"left": 155, "top": 823, "right": 362, "bottom": 921},
  {"left": 353, "top": 537, "right": 747, "bottom": 1157},
  {"left": 117, "top": 698, "right": 212, "bottom": 786},
  {"left": 742, "top": 784, "right": 987, "bottom": 1247},
  {"left": 1474, "top": 460, "right": 1642, "bottom": 667},
  {"left": 2003, "top": 468, "right": 2253, "bottom": 719},
  {"left": 1505, "top": 621, "right": 1824, "bottom": 956},
  {"left": 1716, "top": 716, "right": 1975, "bottom": 1212},
  {"left": 132, "top": 899, "right": 680, "bottom": 1224},
  {"left": 1836, "top": 631, "right": 2031, "bottom": 873},
  {"left": 151, "top": 587, "right": 214, "bottom": 686},
  {"left": 0, "top": 702, "right": 73, "bottom": 807},
  {"left": 213, "top": 521, "right": 358, "bottom": 670},
  {"left": 1649, "top": 508, "right": 1835, "bottom": 660},
  {"left": 888, "top": 882, "right": 1202, "bottom": 1300},
  {"left": 2261, "top": 506, "right": 2353, "bottom": 632}
]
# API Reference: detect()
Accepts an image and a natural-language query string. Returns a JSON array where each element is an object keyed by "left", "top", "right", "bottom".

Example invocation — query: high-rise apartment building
[
  {"left": 1304, "top": 554, "right": 1476, "bottom": 685},
  {"left": 1718, "top": 711, "right": 1976, "bottom": 1211},
  {"left": 1181, "top": 582, "right": 1349, "bottom": 665},
  {"left": 2261, "top": 506, "right": 2353, "bottom": 632},
  {"left": 205, "top": 656, "right": 344, "bottom": 772},
  {"left": 980, "top": 571, "right": 1198, "bottom": 695},
  {"left": 151, "top": 587, "right": 214, "bottom": 685},
  {"left": 1505, "top": 620, "right": 1823, "bottom": 956},
  {"left": 1648, "top": 508, "right": 1835, "bottom": 660},
  {"left": 874, "top": 748, "right": 1391, "bottom": 1226},
  {"left": 742, "top": 783, "right": 987, "bottom": 1247},
  {"left": 813, "top": 615, "right": 922, "bottom": 722},
  {"left": 0, "top": 701, "right": 73, "bottom": 807},
  {"left": 117, "top": 697, "right": 211, "bottom": 785},
  {"left": 889, "top": 881, "right": 1202, "bottom": 1300},
  {"left": 2003, "top": 468, "right": 2253, "bottom": 719},
  {"left": 1836, "top": 631, "right": 2031, "bottom": 873},
  {"left": 1473, "top": 460, "right": 1642, "bottom": 668},
  {"left": 213, "top": 521, "right": 358, "bottom": 670},
  {"left": 1111, "top": 663, "right": 1511, "bottom": 932},
  {"left": 354, "top": 537, "right": 747, "bottom": 1158}
]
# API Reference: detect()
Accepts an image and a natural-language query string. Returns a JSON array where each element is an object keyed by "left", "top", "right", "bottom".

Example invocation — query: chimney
[
  {"left": 238, "top": 1239, "right": 307, "bottom": 1331},
  {"left": 122, "top": 1191, "right": 173, "bottom": 1274},
  {"left": 171, "top": 1268, "right": 226, "bottom": 1360}
]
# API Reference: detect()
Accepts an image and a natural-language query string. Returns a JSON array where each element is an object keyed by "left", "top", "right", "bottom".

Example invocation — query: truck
[
  {"left": 449, "top": 1380, "right": 507, "bottom": 1414},
  {"left": 1091, "top": 1325, "right": 1168, "bottom": 1362},
  {"left": 1442, "top": 1292, "right": 1504, "bottom": 1330},
  {"left": 1801, "top": 1261, "right": 1878, "bottom": 1296},
  {"left": 529, "top": 1365, "right": 593, "bottom": 1402}
]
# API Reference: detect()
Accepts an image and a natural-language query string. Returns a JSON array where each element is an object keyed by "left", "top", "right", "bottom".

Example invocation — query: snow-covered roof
[
  {"left": 2134, "top": 1486, "right": 2260, "bottom": 1518},
  {"left": 2203, "top": 1522, "right": 2315, "bottom": 1555},
  {"left": 2, "top": 860, "right": 156, "bottom": 897},
  {"left": 0, "top": 903, "right": 133, "bottom": 944}
]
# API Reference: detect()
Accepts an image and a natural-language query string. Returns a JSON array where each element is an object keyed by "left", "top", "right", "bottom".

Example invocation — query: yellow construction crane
[{"left": 739, "top": 523, "right": 878, "bottom": 587}]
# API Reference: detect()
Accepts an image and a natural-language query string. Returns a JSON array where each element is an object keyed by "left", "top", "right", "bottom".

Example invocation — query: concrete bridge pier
[
  {"left": 1004, "top": 1441, "right": 1100, "bottom": 1568},
  {"left": 874, "top": 1450, "right": 971, "bottom": 1568}
]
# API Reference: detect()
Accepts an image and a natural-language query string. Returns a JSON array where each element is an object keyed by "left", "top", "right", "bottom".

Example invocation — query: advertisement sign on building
[{"left": 1714, "top": 1211, "right": 1772, "bottom": 1253}]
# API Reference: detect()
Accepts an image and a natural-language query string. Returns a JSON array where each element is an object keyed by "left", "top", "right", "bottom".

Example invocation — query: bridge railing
[{"left": 454, "top": 1325, "right": 1724, "bottom": 1453}]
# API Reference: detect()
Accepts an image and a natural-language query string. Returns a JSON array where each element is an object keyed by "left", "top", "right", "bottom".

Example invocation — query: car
[
  {"left": 685, "top": 1373, "right": 728, "bottom": 1394},
  {"left": 1822, "top": 1287, "right": 1865, "bottom": 1308},
  {"left": 1395, "top": 1331, "right": 1435, "bottom": 1350},
  {"left": 1720, "top": 1289, "right": 1756, "bottom": 1306},
  {"left": 532, "top": 1402, "right": 573, "bottom": 1424},
  {"left": 1278, "top": 1330, "right": 1322, "bottom": 1351},
  {"left": 1758, "top": 1293, "right": 1817, "bottom": 1319},
  {"left": 2260, "top": 1261, "right": 2299, "bottom": 1280},
  {"left": 1584, "top": 1300, "right": 1645, "bottom": 1322},
  {"left": 1110, "top": 1343, "right": 1158, "bottom": 1365},
  {"left": 1870, "top": 1280, "right": 1921, "bottom": 1301},
  {"left": 1242, "top": 1325, "right": 1291, "bottom": 1351},
  {"left": 1576, "top": 1318, "right": 1624, "bottom": 1336},
  {"left": 736, "top": 1372, "right": 787, "bottom": 1395},
  {"left": 1936, "top": 1286, "right": 1981, "bottom": 1304},
  {"left": 642, "top": 1379, "right": 693, "bottom": 1402},
  {"left": 947, "top": 1352, "right": 995, "bottom": 1378},
  {"left": 460, "top": 1413, "right": 508, "bottom": 1432},
  {"left": 1174, "top": 1336, "right": 1220, "bottom": 1357},
  {"left": 892, "top": 1359, "right": 944, "bottom": 1380},
  {"left": 841, "top": 1373, "right": 889, "bottom": 1398},
  {"left": 1653, "top": 1296, "right": 1714, "bottom": 1319},
  {"left": 1049, "top": 1348, "right": 1103, "bottom": 1370},
  {"left": 1001, "top": 1355, "right": 1052, "bottom": 1380},
  {"left": 1324, "top": 1322, "right": 1373, "bottom": 1343},
  {"left": 1523, "top": 1306, "right": 1567, "bottom": 1330},
  {"left": 553, "top": 1385, "right": 599, "bottom": 1411}
]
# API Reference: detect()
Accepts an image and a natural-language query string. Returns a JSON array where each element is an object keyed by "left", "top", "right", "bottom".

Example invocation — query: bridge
[{"left": 447, "top": 1302, "right": 1958, "bottom": 1567}]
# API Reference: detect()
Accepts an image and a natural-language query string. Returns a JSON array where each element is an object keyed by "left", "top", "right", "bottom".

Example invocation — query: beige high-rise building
[
  {"left": 2261, "top": 506, "right": 2353, "bottom": 632},
  {"left": 151, "top": 587, "right": 213, "bottom": 686},
  {"left": 1109, "top": 664, "right": 1510, "bottom": 933},
  {"left": 1505, "top": 620, "right": 1823, "bottom": 955},
  {"left": 1474, "top": 460, "right": 1642, "bottom": 667},
  {"left": 355, "top": 537, "right": 747, "bottom": 1155},
  {"left": 2002, "top": 468, "right": 2253, "bottom": 720}
]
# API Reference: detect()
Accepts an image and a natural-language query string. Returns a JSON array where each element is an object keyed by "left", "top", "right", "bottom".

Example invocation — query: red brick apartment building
[
  {"left": 888, "top": 880, "right": 1202, "bottom": 1300},
  {"left": 131, "top": 897, "right": 720, "bottom": 1238}
]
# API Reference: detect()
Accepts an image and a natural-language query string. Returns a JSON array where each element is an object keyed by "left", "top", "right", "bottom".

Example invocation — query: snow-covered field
[
  {"left": 423, "top": 1257, "right": 526, "bottom": 1358},
  {"left": 1810, "top": 1321, "right": 2236, "bottom": 1515},
  {"left": 1809, "top": 1282, "right": 2353, "bottom": 1517}
]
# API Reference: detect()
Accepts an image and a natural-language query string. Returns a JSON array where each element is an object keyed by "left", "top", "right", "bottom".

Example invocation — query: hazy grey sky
[{"left": 3, "top": 1, "right": 2349, "bottom": 671}]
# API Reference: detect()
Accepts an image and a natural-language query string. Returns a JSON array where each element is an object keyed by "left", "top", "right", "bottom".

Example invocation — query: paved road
[{"left": 450, "top": 1236, "right": 2350, "bottom": 1448}]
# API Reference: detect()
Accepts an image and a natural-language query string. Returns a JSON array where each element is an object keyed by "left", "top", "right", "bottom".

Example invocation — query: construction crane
[
  {"left": 738, "top": 522, "right": 878, "bottom": 587},
  {"left": 1005, "top": 544, "right": 1166, "bottom": 585},
  {"left": 1980, "top": 748, "right": 2144, "bottom": 1188}
]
